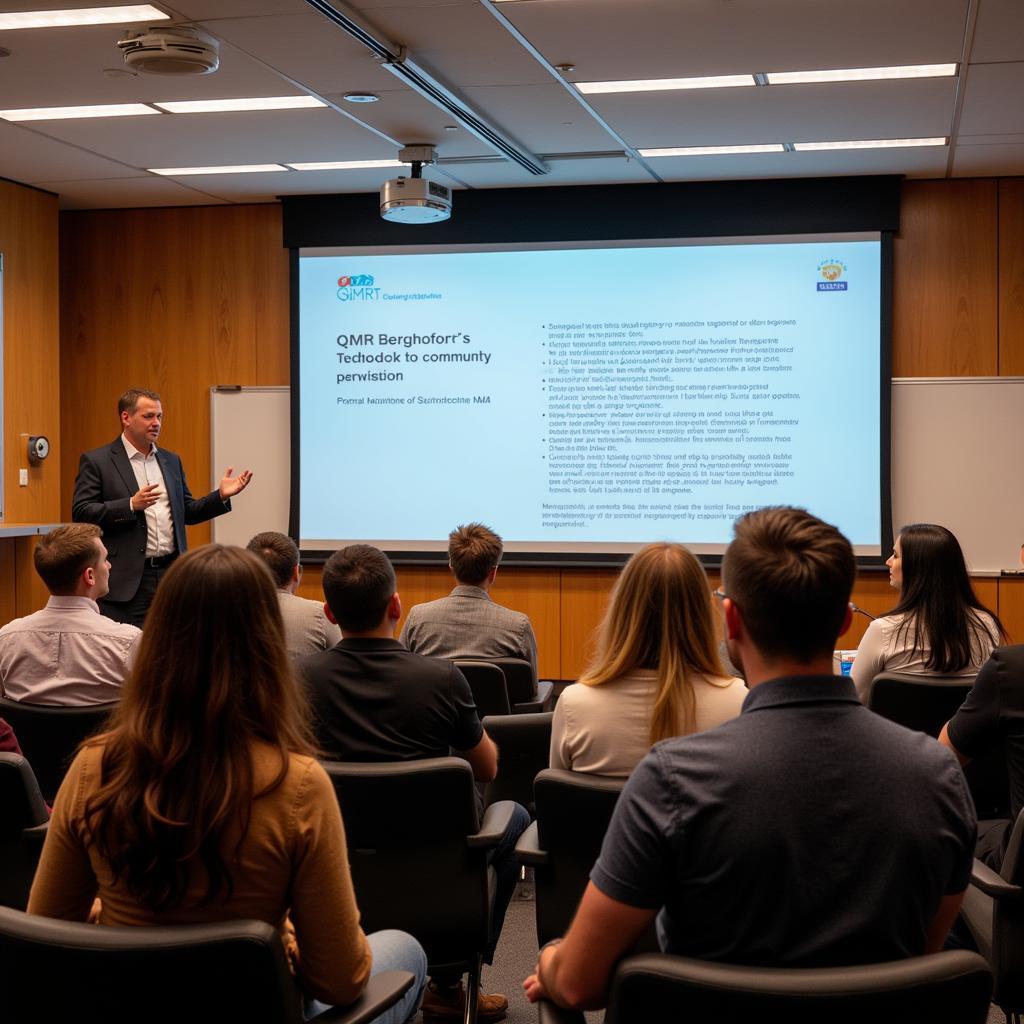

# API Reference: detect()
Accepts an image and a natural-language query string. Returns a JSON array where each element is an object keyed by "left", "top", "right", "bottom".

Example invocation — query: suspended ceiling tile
[
  {"left": 38, "top": 174, "right": 232, "bottom": 209},
  {"left": 951, "top": 141, "right": 1024, "bottom": 177},
  {"left": 642, "top": 146, "right": 949, "bottom": 183},
  {"left": 498, "top": 0, "right": 970, "bottom": 81},
  {"left": 25, "top": 108, "right": 387, "bottom": 167},
  {"left": 587, "top": 79, "right": 956, "bottom": 149},
  {"left": 0, "top": 121, "right": 143, "bottom": 183},
  {"left": 958, "top": 63, "right": 1024, "bottom": 136},
  {"left": 435, "top": 154, "right": 655, "bottom": 189},
  {"left": 969, "top": 0, "right": 1024, "bottom": 63}
]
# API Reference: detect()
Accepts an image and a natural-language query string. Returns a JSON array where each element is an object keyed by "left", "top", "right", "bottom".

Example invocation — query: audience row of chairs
[{"left": 0, "top": 670, "right": 1018, "bottom": 1022}]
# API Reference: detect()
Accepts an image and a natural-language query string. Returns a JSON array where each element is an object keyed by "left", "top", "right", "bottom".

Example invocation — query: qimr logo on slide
[
  {"left": 337, "top": 274, "right": 381, "bottom": 301},
  {"left": 816, "top": 259, "right": 848, "bottom": 292}
]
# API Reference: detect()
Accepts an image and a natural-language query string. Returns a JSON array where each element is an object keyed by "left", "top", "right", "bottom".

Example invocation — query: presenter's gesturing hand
[
  {"left": 130, "top": 483, "right": 162, "bottom": 512},
  {"left": 219, "top": 466, "right": 253, "bottom": 501}
]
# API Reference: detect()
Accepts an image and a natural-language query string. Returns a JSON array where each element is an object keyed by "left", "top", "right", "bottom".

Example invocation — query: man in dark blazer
[{"left": 71, "top": 387, "right": 252, "bottom": 625}]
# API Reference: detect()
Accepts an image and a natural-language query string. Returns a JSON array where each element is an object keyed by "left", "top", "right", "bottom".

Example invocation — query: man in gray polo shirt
[{"left": 526, "top": 507, "right": 975, "bottom": 1011}]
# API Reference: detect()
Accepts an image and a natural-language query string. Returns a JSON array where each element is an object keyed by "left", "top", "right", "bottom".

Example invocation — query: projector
[
  {"left": 380, "top": 177, "right": 452, "bottom": 224},
  {"left": 380, "top": 145, "right": 452, "bottom": 224},
  {"left": 117, "top": 26, "right": 220, "bottom": 75}
]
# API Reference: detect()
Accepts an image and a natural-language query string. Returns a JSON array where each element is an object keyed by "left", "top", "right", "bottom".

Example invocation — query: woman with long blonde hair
[
  {"left": 28, "top": 544, "right": 426, "bottom": 1022},
  {"left": 550, "top": 542, "right": 745, "bottom": 776}
]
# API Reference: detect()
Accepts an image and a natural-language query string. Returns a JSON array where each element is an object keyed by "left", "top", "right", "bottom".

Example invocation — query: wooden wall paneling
[
  {"left": 59, "top": 205, "right": 289, "bottom": 549},
  {"left": 998, "top": 578, "right": 1024, "bottom": 646},
  {"left": 489, "top": 568, "right": 561, "bottom": 680},
  {"left": 999, "top": 179, "right": 1024, "bottom": 375},
  {"left": 0, "top": 180, "right": 60, "bottom": 526},
  {"left": 559, "top": 568, "right": 621, "bottom": 681},
  {"left": 893, "top": 180, "right": 998, "bottom": 377},
  {"left": 0, "top": 540, "right": 16, "bottom": 626},
  {"left": 13, "top": 536, "right": 48, "bottom": 616}
]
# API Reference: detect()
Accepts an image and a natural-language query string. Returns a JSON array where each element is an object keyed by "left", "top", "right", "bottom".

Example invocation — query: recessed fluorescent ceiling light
[
  {"left": 149, "top": 164, "right": 286, "bottom": 175},
  {"left": 793, "top": 137, "right": 947, "bottom": 150},
  {"left": 639, "top": 144, "right": 785, "bottom": 157},
  {"left": 767, "top": 63, "right": 956, "bottom": 85},
  {"left": 288, "top": 159, "right": 404, "bottom": 170},
  {"left": 153, "top": 96, "right": 325, "bottom": 114},
  {"left": 577, "top": 74, "right": 756, "bottom": 94},
  {"left": 0, "top": 102, "right": 157, "bottom": 121},
  {"left": 0, "top": 5, "right": 167, "bottom": 30}
]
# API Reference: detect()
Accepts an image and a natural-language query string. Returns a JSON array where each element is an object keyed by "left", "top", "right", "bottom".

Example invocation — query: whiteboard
[
  {"left": 208, "top": 379, "right": 1024, "bottom": 572},
  {"left": 210, "top": 387, "right": 290, "bottom": 547},
  {"left": 891, "top": 377, "right": 1024, "bottom": 574}
]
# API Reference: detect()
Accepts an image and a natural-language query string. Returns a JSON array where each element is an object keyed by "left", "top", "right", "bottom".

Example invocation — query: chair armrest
[
  {"left": 516, "top": 820, "right": 548, "bottom": 867},
  {"left": 514, "top": 681, "right": 555, "bottom": 715},
  {"left": 310, "top": 971, "right": 416, "bottom": 1024},
  {"left": 537, "top": 999, "right": 585, "bottom": 1024},
  {"left": 970, "top": 857, "right": 1024, "bottom": 900},
  {"left": 467, "top": 800, "right": 517, "bottom": 849},
  {"left": 22, "top": 822, "right": 49, "bottom": 851}
]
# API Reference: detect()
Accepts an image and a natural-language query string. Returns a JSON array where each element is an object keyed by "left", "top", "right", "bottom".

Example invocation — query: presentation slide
[{"left": 297, "top": 235, "right": 882, "bottom": 556}]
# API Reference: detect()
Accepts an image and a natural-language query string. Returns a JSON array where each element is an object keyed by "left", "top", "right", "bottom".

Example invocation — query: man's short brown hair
[
  {"left": 448, "top": 523, "right": 502, "bottom": 585},
  {"left": 34, "top": 524, "right": 103, "bottom": 595},
  {"left": 246, "top": 531, "right": 299, "bottom": 588},
  {"left": 118, "top": 388, "right": 161, "bottom": 416},
  {"left": 322, "top": 544, "right": 396, "bottom": 632},
  {"left": 722, "top": 506, "right": 855, "bottom": 662}
]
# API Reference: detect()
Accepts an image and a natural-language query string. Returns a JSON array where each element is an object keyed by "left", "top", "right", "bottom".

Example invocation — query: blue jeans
[
  {"left": 486, "top": 801, "right": 531, "bottom": 963},
  {"left": 306, "top": 929, "right": 428, "bottom": 1023}
]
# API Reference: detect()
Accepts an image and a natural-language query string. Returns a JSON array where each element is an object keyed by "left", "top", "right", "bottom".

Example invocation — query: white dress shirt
[
  {"left": 0, "top": 596, "right": 141, "bottom": 705},
  {"left": 121, "top": 433, "right": 175, "bottom": 556}
]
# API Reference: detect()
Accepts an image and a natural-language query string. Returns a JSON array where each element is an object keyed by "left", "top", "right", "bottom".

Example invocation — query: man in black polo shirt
[
  {"left": 526, "top": 507, "right": 976, "bottom": 1011},
  {"left": 300, "top": 544, "right": 528, "bottom": 1024}
]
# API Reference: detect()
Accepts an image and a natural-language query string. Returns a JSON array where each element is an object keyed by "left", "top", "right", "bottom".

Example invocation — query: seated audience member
[
  {"left": 525, "top": 507, "right": 975, "bottom": 1012},
  {"left": 941, "top": 645, "right": 1024, "bottom": 872},
  {"left": 28, "top": 545, "right": 426, "bottom": 1024},
  {"left": 851, "top": 523, "right": 1004, "bottom": 700},
  {"left": 301, "top": 544, "right": 529, "bottom": 1024},
  {"left": 400, "top": 523, "right": 538, "bottom": 679},
  {"left": 0, "top": 524, "right": 140, "bottom": 705},
  {"left": 246, "top": 531, "right": 341, "bottom": 659},
  {"left": 550, "top": 542, "right": 745, "bottom": 776}
]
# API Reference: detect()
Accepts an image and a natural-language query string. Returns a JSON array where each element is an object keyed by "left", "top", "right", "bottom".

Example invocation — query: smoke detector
[{"left": 117, "top": 26, "right": 219, "bottom": 75}]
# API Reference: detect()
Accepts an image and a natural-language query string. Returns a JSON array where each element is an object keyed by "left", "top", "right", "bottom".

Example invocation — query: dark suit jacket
[{"left": 71, "top": 439, "right": 230, "bottom": 602}]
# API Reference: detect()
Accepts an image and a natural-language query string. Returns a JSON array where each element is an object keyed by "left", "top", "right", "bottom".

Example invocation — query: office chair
[
  {"left": 0, "top": 753, "right": 49, "bottom": 910},
  {"left": 322, "top": 757, "right": 520, "bottom": 1024},
  {"left": 961, "top": 807, "right": 1024, "bottom": 1023},
  {"left": 476, "top": 657, "right": 553, "bottom": 714},
  {"left": 866, "top": 672, "right": 1008, "bottom": 818},
  {"left": 0, "top": 907, "right": 415, "bottom": 1024},
  {"left": 480, "top": 712, "right": 552, "bottom": 815},
  {"left": 515, "top": 768, "right": 659, "bottom": 949},
  {"left": 536, "top": 950, "right": 992, "bottom": 1024},
  {"left": 0, "top": 697, "right": 116, "bottom": 804},
  {"left": 453, "top": 661, "right": 511, "bottom": 718}
]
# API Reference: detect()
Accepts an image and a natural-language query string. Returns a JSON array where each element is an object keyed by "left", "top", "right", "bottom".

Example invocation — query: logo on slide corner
[
  {"left": 337, "top": 274, "right": 380, "bottom": 301},
  {"left": 816, "top": 259, "right": 848, "bottom": 291}
]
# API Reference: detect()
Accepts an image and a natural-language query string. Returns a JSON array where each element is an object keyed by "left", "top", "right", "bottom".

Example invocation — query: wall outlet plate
[{"left": 19, "top": 468, "right": 28, "bottom": 486}]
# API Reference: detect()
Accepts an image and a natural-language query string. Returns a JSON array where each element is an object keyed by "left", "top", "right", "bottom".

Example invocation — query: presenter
[{"left": 71, "top": 388, "right": 252, "bottom": 626}]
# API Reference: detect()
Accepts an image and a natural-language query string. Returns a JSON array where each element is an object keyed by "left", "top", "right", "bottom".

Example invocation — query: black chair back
[
  {"left": 0, "top": 753, "right": 49, "bottom": 910},
  {"left": 530, "top": 768, "right": 626, "bottom": 946},
  {"left": 481, "top": 712, "right": 552, "bottom": 814},
  {"left": 474, "top": 657, "right": 553, "bottom": 713},
  {"left": 322, "top": 757, "right": 491, "bottom": 973},
  {"left": 453, "top": 661, "right": 511, "bottom": 718},
  {"left": 867, "top": 673, "right": 1008, "bottom": 817},
  {"left": 598, "top": 950, "right": 993, "bottom": 1024},
  {"left": 0, "top": 698, "right": 116, "bottom": 803}
]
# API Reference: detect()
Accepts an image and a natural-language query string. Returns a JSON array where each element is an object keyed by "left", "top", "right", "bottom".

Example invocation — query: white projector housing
[
  {"left": 117, "top": 26, "right": 220, "bottom": 75},
  {"left": 380, "top": 176, "right": 452, "bottom": 224}
]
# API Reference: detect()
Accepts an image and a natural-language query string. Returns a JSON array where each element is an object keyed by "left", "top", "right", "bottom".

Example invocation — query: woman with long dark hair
[
  {"left": 550, "top": 542, "right": 745, "bottom": 776},
  {"left": 28, "top": 544, "right": 426, "bottom": 1022},
  {"left": 852, "top": 523, "right": 1005, "bottom": 699}
]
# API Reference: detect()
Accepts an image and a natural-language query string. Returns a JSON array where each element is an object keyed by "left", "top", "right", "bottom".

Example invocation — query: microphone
[{"left": 850, "top": 602, "right": 876, "bottom": 621}]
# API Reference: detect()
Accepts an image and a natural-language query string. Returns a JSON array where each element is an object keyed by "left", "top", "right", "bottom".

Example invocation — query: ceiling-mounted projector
[
  {"left": 117, "top": 26, "right": 220, "bottom": 75},
  {"left": 380, "top": 146, "right": 452, "bottom": 224}
]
